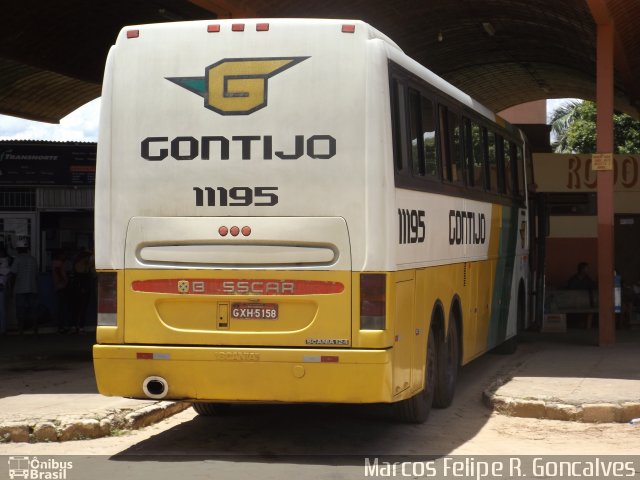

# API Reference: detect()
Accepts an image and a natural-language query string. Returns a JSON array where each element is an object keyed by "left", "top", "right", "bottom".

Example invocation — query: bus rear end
[{"left": 93, "top": 19, "right": 398, "bottom": 405}]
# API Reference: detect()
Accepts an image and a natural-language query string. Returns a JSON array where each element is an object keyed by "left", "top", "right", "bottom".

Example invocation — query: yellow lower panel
[{"left": 93, "top": 345, "right": 395, "bottom": 404}]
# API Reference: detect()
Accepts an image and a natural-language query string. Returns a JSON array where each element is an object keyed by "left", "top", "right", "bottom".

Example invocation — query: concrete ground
[
  {"left": 484, "top": 328, "right": 640, "bottom": 423},
  {"left": 0, "top": 327, "right": 639, "bottom": 443},
  {"left": 0, "top": 330, "right": 190, "bottom": 443}
]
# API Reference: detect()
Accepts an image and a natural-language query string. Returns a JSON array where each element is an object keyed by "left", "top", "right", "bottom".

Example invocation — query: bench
[{"left": 544, "top": 288, "right": 598, "bottom": 330}]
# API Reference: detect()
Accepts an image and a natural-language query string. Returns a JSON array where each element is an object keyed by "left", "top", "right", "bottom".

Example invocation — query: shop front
[{"left": 0, "top": 141, "right": 96, "bottom": 332}]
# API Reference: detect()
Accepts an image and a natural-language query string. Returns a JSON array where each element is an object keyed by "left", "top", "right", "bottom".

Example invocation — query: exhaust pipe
[{"left": 142, "top": 376, "right": 169, "bottom": 399}]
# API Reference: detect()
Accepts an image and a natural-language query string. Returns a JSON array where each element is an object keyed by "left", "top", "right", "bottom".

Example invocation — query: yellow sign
[{"left": 592, "top": 153, "right": 614, "bottom": 171}]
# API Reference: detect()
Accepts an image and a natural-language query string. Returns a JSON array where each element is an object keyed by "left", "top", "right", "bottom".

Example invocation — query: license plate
[{"left": 231, "top": 303, "right": 278, "bottom": 320}]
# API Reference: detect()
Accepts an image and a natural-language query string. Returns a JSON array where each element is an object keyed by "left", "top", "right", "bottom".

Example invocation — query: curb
[
  {"left": 483, "top": 384, "right": 640, "bottom": 423},
  {"left": 0, "top": 401, "right": 192, "bottom": 443}
]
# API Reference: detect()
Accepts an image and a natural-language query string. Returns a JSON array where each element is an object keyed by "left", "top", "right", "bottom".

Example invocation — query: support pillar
[{"left": 595, "top": 22, "right": 615, "bottom": 346}]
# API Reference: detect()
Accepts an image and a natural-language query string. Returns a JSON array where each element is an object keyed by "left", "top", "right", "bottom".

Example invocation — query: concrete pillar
[{"left": 595, "top": 22, "right": 616, "bottom": 346}]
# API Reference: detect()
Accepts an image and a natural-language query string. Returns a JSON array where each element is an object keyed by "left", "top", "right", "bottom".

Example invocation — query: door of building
[{"left": 615, "top": 214, "right": 640, "bottom": 286}]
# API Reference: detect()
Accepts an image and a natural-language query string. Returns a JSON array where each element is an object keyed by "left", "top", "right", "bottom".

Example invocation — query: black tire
[
  {"left": 433, "top": 317, "right": 459, "bottom": 408},
  {"left": 192, "top": 402, "right": 232, "bottom": 416},
  {"left": 394, "top": 327, "right": 436, "bottom": 423}
]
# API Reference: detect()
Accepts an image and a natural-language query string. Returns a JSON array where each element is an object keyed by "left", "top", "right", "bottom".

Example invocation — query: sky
[
  {"left": 0, "top": 98, "right": 101, "bottom": 142},
  {"left": 0, "top": 98, "right": 576, "bottom": 142}
]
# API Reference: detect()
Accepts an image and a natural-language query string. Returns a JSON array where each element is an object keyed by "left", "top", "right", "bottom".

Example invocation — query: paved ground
[
  {"left": 0, "top": 330, "right": 190, "bottom": 442},
  {"left": 0, "top": 327, "right": 639, "bottom": 443},
  {"left": 484, "top": 329, "right": 640, "bottom": 422}
]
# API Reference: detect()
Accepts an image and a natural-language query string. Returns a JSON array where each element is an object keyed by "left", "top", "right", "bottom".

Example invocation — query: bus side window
[
  {"left": 448, "top": 110, "right": 464, "bottom": 184},
  {"left": 408, "top": 88, "right": 425, "bottom": 176},
  {"left": 408, "top": 88, "right": 439, "bottom": 179},
  {"left": 503, "top": 138, "right": 514, "bottom": 196},
  {"left": 487, "top": 130, "right": 498, "bottom": 192},
  {"left": 421, "top": 95, "right": 438, "bottom": 177},
  {"left": 526, "top": 144, "right": 535, "bottom": 191},
  {"left": 438, "top": 105, "right": 452, "bottom": 181},
  {"left": 471, "top": 121, "right": 486, "bottom": 189},
  {"left": 391, "top": 77, "right": 408, "bottom": 173},
  {"left": 463, "top": 118, "right": 473, "bottom": 186},
  {"left": 516, "top": 145, "right": 525, "bottom": 196},
  {"left": 495, "top": 134, "right": 506, "bottom": 194}
]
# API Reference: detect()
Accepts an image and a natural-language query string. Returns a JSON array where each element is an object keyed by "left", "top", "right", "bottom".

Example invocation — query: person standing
[
  {"left": 0, "top": 245, "right": 11, "bottom": 335},
  {"left": 11, "top": 240, "right": 38, "bottom": 335},
  {"left": 52, "top": 249, "right": 69, "bottom": 333},
  {"left": 70, "top": 250, "right": 92, "bottom": 334}
]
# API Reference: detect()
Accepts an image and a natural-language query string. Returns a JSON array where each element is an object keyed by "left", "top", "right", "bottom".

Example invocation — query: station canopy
[{"left": 2, "top": 0, "right": 639, "bottom": 123}]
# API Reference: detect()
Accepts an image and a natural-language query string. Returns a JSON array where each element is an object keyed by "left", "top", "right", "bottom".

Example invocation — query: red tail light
[
  {"left": 360, "top": 273, "right": 386, "bottom": 330},
  {"left": 97, "top": 272, "right": 117, "bottom": 326}
]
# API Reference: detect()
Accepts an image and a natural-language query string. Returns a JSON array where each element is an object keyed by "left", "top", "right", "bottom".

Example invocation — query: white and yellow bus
[{"left": 93, "top": 18, "right": 532, "bottom": 423}]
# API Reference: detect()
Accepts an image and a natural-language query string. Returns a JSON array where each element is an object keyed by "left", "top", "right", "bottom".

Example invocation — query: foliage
[{"left": 549, "top": 100, "right": 640, "bottom": 154}]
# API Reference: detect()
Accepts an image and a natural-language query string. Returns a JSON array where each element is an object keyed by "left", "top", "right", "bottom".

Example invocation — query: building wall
[
  {"left": 534, "top": 153, "right": 640, "bottom": 287},
  {"left": 498, "top": 100, "right": 547, "bottom": 124}
]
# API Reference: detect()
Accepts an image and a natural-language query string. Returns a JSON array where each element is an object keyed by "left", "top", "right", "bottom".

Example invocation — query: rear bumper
[{"left": 93, "top": 345, "right": 394, "bottom": 404}]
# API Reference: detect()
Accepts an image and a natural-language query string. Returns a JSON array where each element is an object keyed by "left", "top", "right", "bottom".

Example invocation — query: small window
[
  {"left": 448, "top": 110, "right": 464, "bottom": 184},
  {"left": 421, "top": 97, "right": 438, "bottom": 177},
  {"left": 503, "top": 139, "right": 514, "bottom": 195},
  {"left": 409, "top": 88, "right": 423, "bottom": 175},
  {"left": 471, "top": 122, "right": 485, "bottom": 188},
  {"left": 516, "top": 145, "right": 525, "bottom": 196},
  {"left": 390, "top": 78, "right": 406, "bottom": 172},
  {"left": 487, "top": 131, "right": 498, "bottom": 192},
  {"left": 438, "top": 106, "right": 451, "bottom": 181},
  {"left": 463, "top": 119, "right": 474, "bottom": 186},
  {"left": 408, "top": 88, "right": 438, "bottom": 179},
  {"left": 495, "top": 135, "right": 506, "bottom": 194},
  {"left": 438, "top": 106, "right": 463, "bottom": 184}
]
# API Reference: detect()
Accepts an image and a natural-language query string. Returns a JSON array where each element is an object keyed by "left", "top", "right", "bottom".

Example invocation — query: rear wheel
[
  {"left": 192, "top": 402, "right": 232, "bottom": 416},
  {"left": 394, "top": 327, "right": 436, "bottom": 423},
  {"left": 433, "top": 317, "right": 459, "bottom": 408}
]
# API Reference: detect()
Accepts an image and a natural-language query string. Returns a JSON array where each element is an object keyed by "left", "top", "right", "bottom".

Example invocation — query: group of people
[
  {"left": 0, "top": 242, "right": 94, "bottom": 336},
  {"left": 0, "top": 240, "right": 40, "bottom": 335},
  {"left": 52, "top": 248, "right": 94, "bottom": 334}
]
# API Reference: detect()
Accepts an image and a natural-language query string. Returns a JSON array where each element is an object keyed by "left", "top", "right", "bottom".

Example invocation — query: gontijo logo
[{"left": 167, "top": 57, "right": 309, "bottom": 115}]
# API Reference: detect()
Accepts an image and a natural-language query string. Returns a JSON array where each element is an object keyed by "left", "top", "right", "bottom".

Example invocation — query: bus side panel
[
  {"left": 392, "top": 271, "right": 415, "bottom": 396},
  {"left": 486, "top": 205, "right": 520, "bottom": 350}
]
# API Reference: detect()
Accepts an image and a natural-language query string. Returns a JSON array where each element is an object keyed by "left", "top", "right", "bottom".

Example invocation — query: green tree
[{"left": 549, "top": 100, "right": 640, "bottom": 153}]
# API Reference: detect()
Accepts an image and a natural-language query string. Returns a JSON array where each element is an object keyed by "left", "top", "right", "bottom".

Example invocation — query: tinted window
[
  {"left": 473, "top": 123, "right": 485, "bottom": 188},
  {"left": 487, "top": 131, "right": 498, "bottom": 192},
  {"left": 503, "top": 139, "right": 514, "bottom": 195},
  {"left": 409, "top": 88, "right": 423, "bottom": 175},
  {"left": 391, "top": 78, "right": 406, "bottom": 172},
  {"left": 421, "top": 96, "right": 438, "bottom": 177},
  {"left": 516, "top": 145, "right": 525, "bottom": 196},
  {"left": 408, "top": 88, "right": 438, "bottom": 178},
  {"left": 448, "top": 110, "right": 464, "bottom": 184}
]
